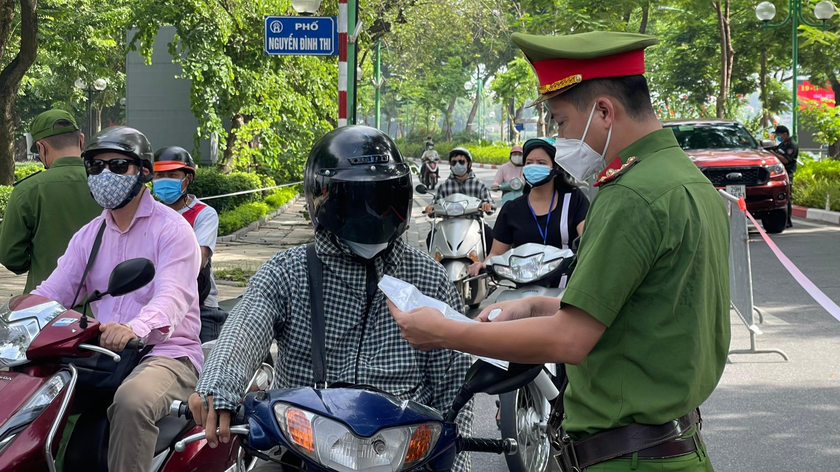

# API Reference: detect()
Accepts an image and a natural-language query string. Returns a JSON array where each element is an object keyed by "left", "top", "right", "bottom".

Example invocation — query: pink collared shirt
[
  {"left": 33, "top": 189, "right": 204, "bottom": 373},
  {"left": 493, "top": 161, "right": 524, "bottom": 186}
]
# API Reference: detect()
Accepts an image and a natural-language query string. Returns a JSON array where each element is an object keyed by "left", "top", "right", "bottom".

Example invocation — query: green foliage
[
  {"left": 490, "top": 57, "right": 537, "bottom": 118},
  {"left": 14, "top": 162, "right": 44, "bottom": 181},
  {"left": 793, "top": 159, "right": 840, "bottom": 211},
  {"left": 264, "top": 186, "right": 299, "bottom": 210},
  {"left": 218, "top": 202, "right": 270, "bottom": 236},
  {"left": 190, "top": 168, "right": 269, "bottom": 213},
  {"left": 800, "top": 100, "right": 840, "bottom": 148},
  {"left": 0, "top": 185, "right": 12, "bottom": 219},
  {"left": 469, "top": 145, "right": 512, "bottom": 164}
]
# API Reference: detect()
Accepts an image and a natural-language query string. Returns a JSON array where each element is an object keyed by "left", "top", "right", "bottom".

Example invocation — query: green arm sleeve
[
  {"left": 561, "top": 186, "right": 662, "bottom": 327},
  {"left": 0, "top": 188, "right": 34, "bottom": 274}
]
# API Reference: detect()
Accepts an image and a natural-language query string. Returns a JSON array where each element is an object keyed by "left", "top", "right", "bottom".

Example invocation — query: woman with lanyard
[{"left": 468, "top": 137, "right": 589, "bottom": 288}]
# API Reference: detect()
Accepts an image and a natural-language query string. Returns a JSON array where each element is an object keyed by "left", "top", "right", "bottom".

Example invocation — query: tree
[
  {"left": 490, "top": 57, "right": 537, "bottom": 141},
  {"left": 800, "top": 23, "right": 840, "bottom": 158},
  {"left": 0, "top": 0, "right": 37, "bottom": 185},
  {"left": 800, "top": 99, "right": 840, "bottom": 155}
]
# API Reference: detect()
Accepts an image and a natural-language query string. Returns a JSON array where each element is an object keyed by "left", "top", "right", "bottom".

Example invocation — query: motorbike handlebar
[
  {"left": 457, "top": 437, "right": 518, "bottom": 456},
  {"left": 125, "top": 338, "right": 145, "bottom": 350}
]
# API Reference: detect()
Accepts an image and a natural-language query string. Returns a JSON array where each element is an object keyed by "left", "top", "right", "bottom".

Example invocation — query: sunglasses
[
  {"left": 85, "top": 158, "right": 138, "bottom": 175},
  {"left": 450, "top": 159, "right": 468, "bottom": 165}
]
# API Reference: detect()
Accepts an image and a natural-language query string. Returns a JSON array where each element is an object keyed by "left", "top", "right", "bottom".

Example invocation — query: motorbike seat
[{"left": 154, "top": 414, "right": 194, "bottom": 455}]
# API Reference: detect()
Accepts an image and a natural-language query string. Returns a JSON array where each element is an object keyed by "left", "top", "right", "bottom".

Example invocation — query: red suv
[{"left": 662, "top": 120, "right": 790, "bottom": 233}]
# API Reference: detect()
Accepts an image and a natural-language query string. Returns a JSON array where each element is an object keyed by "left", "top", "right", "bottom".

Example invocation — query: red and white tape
[{"left": 740, "top": 197, "right": 840, "bottom": 322}]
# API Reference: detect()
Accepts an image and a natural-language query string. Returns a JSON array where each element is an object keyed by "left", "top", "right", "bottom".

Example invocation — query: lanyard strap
[{"left": 528, "top": 191, "right": 556, "bottom": 245}]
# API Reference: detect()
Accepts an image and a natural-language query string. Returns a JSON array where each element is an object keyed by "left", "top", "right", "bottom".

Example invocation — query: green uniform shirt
[
  {"left": 561, "top": 129, "right": 731, "bottom": 438},
  {"left": 0, "top": 157, "right": 102, "bottom": 293}
]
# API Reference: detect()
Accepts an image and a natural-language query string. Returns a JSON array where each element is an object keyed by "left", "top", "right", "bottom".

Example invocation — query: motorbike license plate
[{"left": 726, "top": 185, "right": 746, "bottom": 199}]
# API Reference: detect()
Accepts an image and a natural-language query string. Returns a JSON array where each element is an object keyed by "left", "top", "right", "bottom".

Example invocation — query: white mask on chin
[
  {"left": 344, "top": 240, "right": 389, "bottom": 259},
  {"left": 554, "top": 102, "right": 612, "bottom": 182}
]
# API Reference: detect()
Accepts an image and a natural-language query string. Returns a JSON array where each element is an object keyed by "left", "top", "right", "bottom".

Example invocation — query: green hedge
[
  {"left": 191, "top": 168, "right": 274, "bottom": 213},
  {"left": 0, "top": 185, "right": 12, "bottom": 219},
  {"left": 15, "top": 162, "right": 44, "bottom": 182},
  {"left": 793, "top": 159, "right": 840, "bottom": 211},
  {"left": 218, "top": 185, "right": 300, "bottom": 236},
  {"left": 398, "top": 140, "right": 512, "bottom": 164}
]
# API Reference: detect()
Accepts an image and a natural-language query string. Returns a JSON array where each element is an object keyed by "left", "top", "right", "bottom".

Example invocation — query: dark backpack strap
[
  {"left": 71, "top": 220, "right": 108, "bottom": 309},
  {"left": 306, "top": 242, "right": 327, "bottom": 388}
]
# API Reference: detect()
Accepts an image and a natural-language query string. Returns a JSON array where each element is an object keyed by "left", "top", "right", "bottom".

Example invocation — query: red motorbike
[
  {"left": 0, "top": 258, "right": 268, "bottom": 472},
  {"left": 423, "top": 158, "right": 440, "bottom": 189}
]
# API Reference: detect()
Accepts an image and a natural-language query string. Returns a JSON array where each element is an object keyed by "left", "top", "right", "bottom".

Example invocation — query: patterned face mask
[{"left": 88, "top": 169, "right": 140, "bottom": 209}]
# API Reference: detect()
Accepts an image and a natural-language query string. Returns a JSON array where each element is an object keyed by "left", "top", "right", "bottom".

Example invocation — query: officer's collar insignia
[{"left": 594, "top": 156, "right": 638, "bottom": 187}]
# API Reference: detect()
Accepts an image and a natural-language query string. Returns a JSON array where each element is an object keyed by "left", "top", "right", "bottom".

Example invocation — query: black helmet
[
  {"left": 82, "top": 126, "right": 154, "bottom": 184},
  {"left": 305, "top": 126, "right": 413, "bottom": 245},
  {"left": 154, "top": 146, "right": 196, "bottom": 174},
  {"left": 448, "top": 147, "right": 472, "bottom": 163}
]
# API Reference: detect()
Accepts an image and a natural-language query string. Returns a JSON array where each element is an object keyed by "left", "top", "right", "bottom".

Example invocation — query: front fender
[
  {"left": 496, "top": 286, "right": 565, "bottom": 303},
  {"left": 442, "top": 259, "right": 470, "bottom": 283}
]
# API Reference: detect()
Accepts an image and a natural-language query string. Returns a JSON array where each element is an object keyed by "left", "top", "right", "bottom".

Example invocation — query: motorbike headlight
[
  {"left": 509, "top": 178, "right": 524, "bottom": 191},
  {"left": 443, "top": 201, "right": 467, "bottom": 216},
  {"left": 492, "top": 255, "right": 565, "bottom": 284},
  {"left": 764, "top": 163, "right": 786, "bottom": 177},
  {"left": 274, "top": 403, "right": 441, "bottom": 471},
  {"left": 0, "top": 371, "right": 71, "bottom": 442},
  {"left": 0, "top": 318, "right": 40, "bottom": 368}
]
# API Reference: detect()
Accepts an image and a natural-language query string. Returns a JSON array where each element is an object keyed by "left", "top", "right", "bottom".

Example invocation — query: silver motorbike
[
  {"left": 417, "top": 186, "right": 491, "bottom": 309},
  {"left": 486, "top": 243, "right": 575, "bottom": 472}
]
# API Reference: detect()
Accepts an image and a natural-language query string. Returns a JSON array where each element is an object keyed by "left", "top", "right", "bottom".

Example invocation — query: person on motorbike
[
  {"left": 189, "top": 126, "right": 474, "bottom": 472},
  {"left": 152, "top": 146, "right": 226, "bottom": 343},
  {"left": 420, "top": 141, "right": 441, "bottom": 186},
  {"left": 469, "top": 138, "right": 589, "bottom": 286},
  {"left": 491, "top": 145, "right": 525, "bottom": 191},
  {"left": 32, "top": 126, "right": 203, "bottom": 472},
  {"left": 424, "top": 147, "right": 495, "bottom": 251}
]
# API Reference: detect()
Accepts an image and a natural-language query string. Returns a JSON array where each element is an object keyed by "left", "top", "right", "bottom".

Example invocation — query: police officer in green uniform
[
  {"left": 0, "top": 109, "right": 102, "bottom": 293},
  {"left": 388, "top": 31, "right": 730, "bottom": 471}
]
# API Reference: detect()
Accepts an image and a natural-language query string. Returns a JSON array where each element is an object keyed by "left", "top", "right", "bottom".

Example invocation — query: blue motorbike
[{"left": 172, "top": 360, "right": 543, "bottom": 471}]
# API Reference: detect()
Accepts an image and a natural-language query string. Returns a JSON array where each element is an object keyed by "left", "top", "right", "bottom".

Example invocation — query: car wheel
[{"left": 761, "top": 209, "right": 787, "bottom": 234}]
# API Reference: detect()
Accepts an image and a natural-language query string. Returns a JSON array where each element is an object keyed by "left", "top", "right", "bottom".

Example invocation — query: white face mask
[
  {"left": 510, "top": 153, "right": 524, "bottom": 166},
  {"left": 554, "top": 102, "right": 612, "bottom": 182},
  {"left": 344, "top": 240, "right": 389, "bottom": 259},
  {"left": 451, "top": 162, "right": 468, "bottom": 176}
]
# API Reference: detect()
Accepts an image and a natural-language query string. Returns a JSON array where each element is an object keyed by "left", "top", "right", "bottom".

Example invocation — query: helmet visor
[{"left": 317, "top": 176, "right": 413, "bottom": 244}]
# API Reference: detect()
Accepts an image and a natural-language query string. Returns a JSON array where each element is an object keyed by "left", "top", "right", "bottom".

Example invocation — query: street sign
[
  {"left": 514, "top": 123, "right": 524, "bottom": 132},
  {"left": 264, "top": 16, "right": 337, "bottom": 56}
]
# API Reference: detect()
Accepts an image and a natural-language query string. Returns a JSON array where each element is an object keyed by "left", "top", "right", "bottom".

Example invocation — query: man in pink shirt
[
  {"left": 33, "top": 126, "right": 202, "bottom": 472},
  {"left": 491, "top": 145, "right": 525, "bottom": 190}
]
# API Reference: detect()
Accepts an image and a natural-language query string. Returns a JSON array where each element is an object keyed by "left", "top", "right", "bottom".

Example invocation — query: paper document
[{"left": 379, "top": 275, "right": 509, "bottom": 370}]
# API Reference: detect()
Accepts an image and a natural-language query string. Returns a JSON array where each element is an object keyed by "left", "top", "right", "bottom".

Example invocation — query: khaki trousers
[{"left": 106, "top": 356, "right": 198, "bottom": 472}]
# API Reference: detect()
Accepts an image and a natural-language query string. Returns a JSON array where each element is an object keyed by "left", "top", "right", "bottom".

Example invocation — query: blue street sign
[
  {"left": 264, "top": 16, "right": 337, "bottom": 56},
  {"left": 514, "top": 123, "right": 525, "bottom": 132}
]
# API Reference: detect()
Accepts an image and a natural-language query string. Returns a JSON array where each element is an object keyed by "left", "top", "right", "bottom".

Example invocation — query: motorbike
[
  {"left": 0, "top": 258, "right": 256, "bottom": 472},
  {"left": 172, "top": 359, "right": 543, "bottom": 471},
  {"left": 484, "top": 243, "right": 576, "bottom": 472},
  {"left": 417, "top": 186, "right": 491, "bottom": 309},
  {"left": 422, "top": 159, "right": 440, "bottom": 189},
  {"left": 498, "top": 177, "right": 524, "bottom": 207}
]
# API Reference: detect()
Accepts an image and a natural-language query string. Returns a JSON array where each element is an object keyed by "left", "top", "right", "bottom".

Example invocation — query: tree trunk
[
  {"left": 760, "top": 48, "right": 769, "bottom": 128},
  {"left": 0, "top": 0, "right": 38, "bottom": 185},
  {"left": 830, "top": 77, "right": 840, "bottom": 159},
  {"left": 444, "top": 96, "right": 456, "bottom": 141},
  {"left": 221, "top": 113, "right": 244, "bottom": 173},
  {"left": 467, "top": 95, "right": 479, "bottom": 132},
  {"left": 639, "top": 3, "right": 650, "bottom": 35},
  {"left": 508, "top": 98, "right": 515, "bottom": 141},
  {"left": 538, "top": 102, "right": 547, "bottom": 137},
  {"left": 713, "top": 0, "right": 734, "bottom": 119}
]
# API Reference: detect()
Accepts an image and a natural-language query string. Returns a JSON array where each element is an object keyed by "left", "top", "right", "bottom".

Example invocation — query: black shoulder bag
[
  {"left": 306, "top": 243, "right": 327, "bottom": 388},
  {"left": 64, "top": 220, "right": 153, "bottom": 392}
]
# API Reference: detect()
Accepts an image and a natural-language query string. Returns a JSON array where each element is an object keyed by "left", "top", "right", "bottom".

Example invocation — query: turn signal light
[
  {"left": 468, "top": 250, "right": 479, "bottom": 263},
  {"left": 285, "top": 407, "right": 315, "bottom": 452},
  {"left": 405, "top": 424, "right": 433, "bottom": 463},
  {"left": 434, "top": 251, "right": 443, "bottom": 262}
]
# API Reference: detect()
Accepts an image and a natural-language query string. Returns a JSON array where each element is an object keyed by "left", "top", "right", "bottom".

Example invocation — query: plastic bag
[{"left": 379, "top": 275, "right": 508, "bottom": 370}]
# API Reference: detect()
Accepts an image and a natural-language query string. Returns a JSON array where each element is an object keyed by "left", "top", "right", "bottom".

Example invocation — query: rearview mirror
[
  {"left": 246, "top": 363, "right": 275, "bottom": 393},
  {"left": 415, "top": 184, "right": 428, "bottom": 195},
  {"left": 445, "top": 360, "right": 542, "bottom": 421},
  {"left": 760, "top": 139, "right": 775, "bottom": 149},
  {"left": 107, "top": 258, "right": 155, "bottom": 297}
]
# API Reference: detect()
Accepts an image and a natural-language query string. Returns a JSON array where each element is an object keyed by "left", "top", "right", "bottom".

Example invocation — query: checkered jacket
[
  {"left": 196, "top": 231, "right": 473, "bottom": 471},
  {"left": 436, "top": 171, "right": 495, "bottom": 208}
]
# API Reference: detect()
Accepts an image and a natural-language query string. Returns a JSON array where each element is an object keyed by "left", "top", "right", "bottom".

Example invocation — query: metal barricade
[{"left": 719, "top": 190, "right": 789, "bottom": 361}]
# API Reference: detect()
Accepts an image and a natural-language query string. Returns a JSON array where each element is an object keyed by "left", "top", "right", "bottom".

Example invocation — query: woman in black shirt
[{"left": 469, "top": 137, "right": 589, "bottom": 286}]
